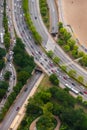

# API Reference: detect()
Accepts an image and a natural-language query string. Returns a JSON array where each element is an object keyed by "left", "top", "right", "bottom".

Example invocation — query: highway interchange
[
  {"left": 0, "top": 0, "right": 87, "bottom": 129},
  {"left": 12, "top": 0, "right": 87, "bottom": 100}
]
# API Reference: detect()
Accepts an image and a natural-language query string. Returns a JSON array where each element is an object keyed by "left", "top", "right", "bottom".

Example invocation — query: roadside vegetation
[
  {"left": 58, "top": 22, "right": 87, "bottom": 67},
  {"left": 0, "top": 81, "right": 9, "bottom": 101},
  {"left": 0, "top": 38, "right": 35, "bottom": 122},
  {"left": 22, "top": 0, "right": 42, "bottom": 44},
  {"left": 39, "top": 0, "right": 50, "bottom": 29},
  {"left": 0, "top": 48, "right": 6, "bottom": 71},
  {"left": 18, "top": 74, "right": 87, "bottom": 130},
  {"left": 3, "top": 0, "right": 10, "bottom": 50},
  {"left": 46, "top": 49, "right": 86, "bottom": 86}
]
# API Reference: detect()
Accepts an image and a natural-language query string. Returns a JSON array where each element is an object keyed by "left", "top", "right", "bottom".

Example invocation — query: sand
[{"left": 61, "top": 0, "right": 87, "bottom": 48}]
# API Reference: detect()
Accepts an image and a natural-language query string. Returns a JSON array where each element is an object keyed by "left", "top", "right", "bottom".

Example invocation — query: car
[
  {"left": 38, "top": 51, "right": 42, "bottom": 55},
  {"left": 24, "top": 87, "right": 28, "bottom": 92},
  {"left": 79, "top": 91, "right": 84, "bottom": 95},
  {"left": 72, "top": 82, "right": 76, "bottom": 86},
  {"left": 16, "top": 107, "right": 20, "bottom": 111},
  {"left": 63, "top": 76, "right": 67, "bottom": 80},
  {"left": 13, "top": 75, "right": 15, "bottom": 80},
  {"left": 35, "top": 16, "right": 37, "bottom": 19},
  {"left": 3, "top": 94, "right": 7, "bottom": 99},
  {"left": 49, "top": 63, "right": 53, "bottom": 67},
  {"left": 84, "top": 91, "right": 87, "bottom": 94}
]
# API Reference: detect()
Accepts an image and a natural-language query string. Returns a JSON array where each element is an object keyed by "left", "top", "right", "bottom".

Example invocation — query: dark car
[
  {"left": 16, "top": 107, "right": 20, "bottom": 111},
  {"left": 79, "top": 91, "right": 84, "bottom": 95},
  {"left": 24, "top": 87, "right": 28, "bottom": 92},
  {"left": 72, "top": 82, "right": 76, "bottom": 86}
]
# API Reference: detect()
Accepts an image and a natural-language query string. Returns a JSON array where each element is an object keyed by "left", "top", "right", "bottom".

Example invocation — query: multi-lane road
[
  {"left": 11, "top": 0, "right": 87, "bottom": 101},
  {"left": 29, "top": 0, "right": 87, "bottom": 84},
  {"left": 0, "top": 0, "right": 87, "bottom": 129}
]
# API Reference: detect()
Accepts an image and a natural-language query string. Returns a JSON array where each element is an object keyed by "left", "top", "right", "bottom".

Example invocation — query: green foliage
[
  {"left": 22, "top": 0, "right": 42, "bottom": 44},
  {"left": 76, "top": 95, "right": 83, "bottom": 103},
  {"left": 0, "top": 81, "right": 9, "bottom": 99},
  {"left": 18, "top": 71, "right": 30, "bottom": 85},
  {"left": 68, "top": 69, "right": 76, "bottom": 78},
  {"left": 39, "top": 0, "right": 49, "bottom": 28},
  {"left": 58, "top": 22, "right": 87, "bottom": 65},
  {"left": 79, "top": 54, "right": 87, "bottom": 66},
  {"left": 61, "top": 65, "right": 67, "bottom": 71},
  {"left": 0, "top": 59, "right": 5, "bottom": 71},
  {"left": 71, "top": 49, "right": 78, "bottom": 58},
  {"left": 77, "top": 76, "right": 84, "bottom": 83},
  {"left": 0, "top": 48, "right": 6, "bottom": 58},
  {"left": 13, "top": 38, "right": 35, "bottom": 83},
  {"left": 4, "top": 71, "right": 11, "bottom": 80},
  {"left": 47, "top": 50, "right": 54, "bottom": 58},
  {"left": 67, "top": 39, "right": 75, "bottom": 50},
  {"left": 49, "top": 74, "right": 59, "bottom": 86},
  {"left": 53, "top": 56, "right": 60, "bottom": 64},
  {"left": 58, "top": 22, "right": 63, "bottom": 29},
  {"left": 36, "top": 115, "right": 57, "bottom": 130},
  {"left": 3, "top": 0, "right": 10, "bottom": 50},
  {"left": 64, "top": 45, "right": 70, "bottom": 52}
]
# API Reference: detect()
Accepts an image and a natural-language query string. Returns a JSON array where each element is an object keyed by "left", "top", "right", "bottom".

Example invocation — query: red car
[
  {"left": 63, "top": 76, "right": 67, "bottom": 80},
  {"left": 84, "top": 91, "right": 87, "bottom": 94}
]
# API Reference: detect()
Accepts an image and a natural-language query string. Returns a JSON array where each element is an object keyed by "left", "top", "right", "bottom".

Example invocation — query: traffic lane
[
  {"left": 13, "top": 0, "right": 87, "bottom": 97},
  {"left": 47, "top": 0, "right": 58, "bottom": 33},
  {"left": 29, "top": 0, "right": 87, "bottom": 81},
  {"left": 29, "top": 0, "right": 48, "bottom": 44},
  {"left": 0, "top": 72, "right": 42, "bottom": 130},
  {"left": 14, "top": 6, "right": 43, "bottom": 58},
  {"left": 68, "top": 63, "right": 87, "bottom": 83}
]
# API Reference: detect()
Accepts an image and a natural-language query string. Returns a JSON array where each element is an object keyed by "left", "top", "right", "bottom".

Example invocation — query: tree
[
  {"left": 0, "top": 48, "right": 6, "bottom": 58},
  {"left": 0, "top": 59, "right": 5, "bottom": 70},
  {"left": 78, "top": 51, "right": 84, "bottom": 58},
  {"left": 68, "top": 69, "right": 76, "bottom": 77},
  {"left": 58, "top": 22, "right": 63, "bottom": 29},
  {"left": 61, "top": 65, "right": 67, "bottom": 71},
  {"left": 47, "top": 50, "right": 54, "bottom": 58},
  {"left": 72, "top": 49, "right": 78, "bottom": 58},
  {"left": 67, "top": 39, "right": 75, "bottom": 50},
  {"left": 58, "top": 38, "right": 64, "bottom": 46},
  {"left": 76, "top": 96, "right": 83, "bottom": 103},
  {"left": 18, "top": 71, "right": 30, "bottom": 85},
  {"left": 77, "top": 76, "right": 84, "bottom": 83},
  {"left": 64, "top": 45, "right": 70, "bottom": 52},
  {"left": 49, "top": 74, "right": 59, "bottom": 86},
  {"left": 4, "top": 71, "right": 11, "bottom": 80},
  {"left": 79, "top": 54, "right": 87, "bottom": 66},
  {"left": 53, "top": 56, "right": 60, "bottom": 64}
]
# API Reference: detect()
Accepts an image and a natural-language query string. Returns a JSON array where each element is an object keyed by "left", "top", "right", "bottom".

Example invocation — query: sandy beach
[{"left": 61, "top": 0, "right": 87, "bottom": 48}]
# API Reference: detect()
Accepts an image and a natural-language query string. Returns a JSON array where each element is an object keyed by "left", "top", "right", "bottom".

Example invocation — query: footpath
[{"left": 30, "top": 116, "right": 61, "bottom": 130}]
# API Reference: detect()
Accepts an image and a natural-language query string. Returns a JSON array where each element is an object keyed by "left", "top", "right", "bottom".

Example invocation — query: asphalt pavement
[{"left": 0, "top": 71, "right": 42, "bottom": 130}]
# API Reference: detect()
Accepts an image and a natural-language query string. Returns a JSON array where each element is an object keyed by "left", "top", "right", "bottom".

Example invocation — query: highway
[
  {"left": 11, "top": 0, "right": 87, "bottom": 101},
  {"left": 0, "top": 0, "right": 86, "bottom": 128},
  {"left": 0, "top": 71, "right": 42, "bottom": 130},
  {"left": 47, "top": 0, "right": 58, "bottom": 34},
  {"left": 28, "top": 0, "right": 87, "bottom": 84}
]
